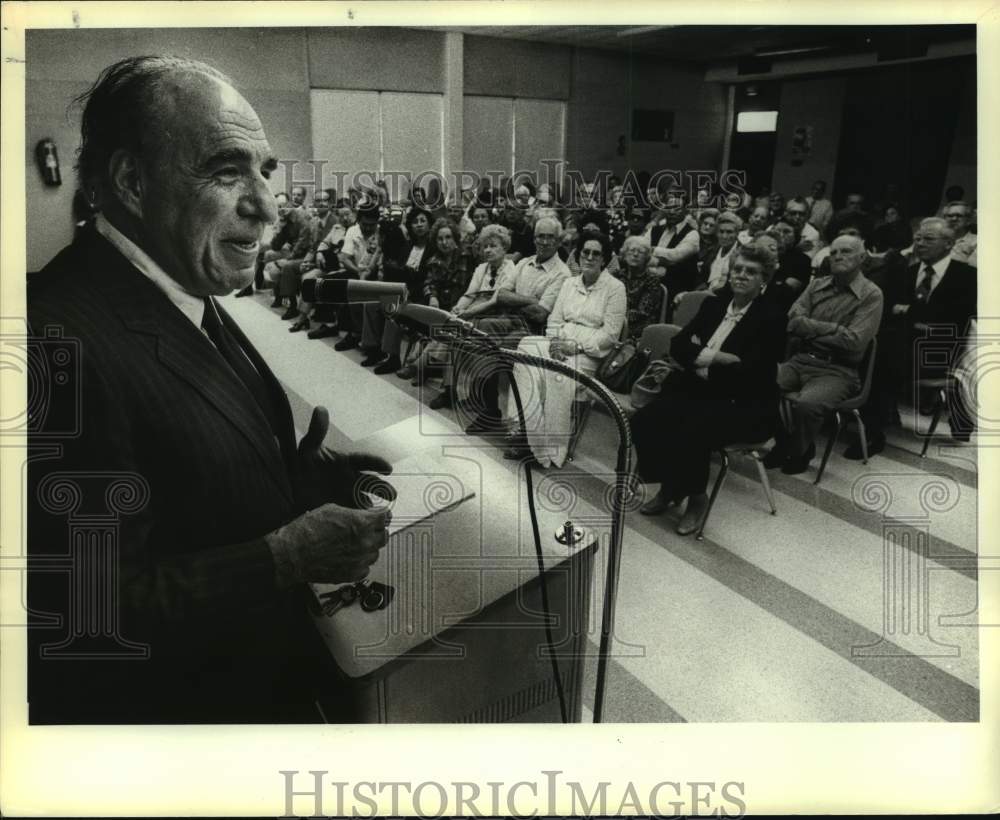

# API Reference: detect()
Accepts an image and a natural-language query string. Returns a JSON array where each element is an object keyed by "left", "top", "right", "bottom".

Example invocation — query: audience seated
[
  {"left": 766, "top": 235, "right": 884, "bottom": 475},
  {"left": 462, "top": 215, "right": 571, "bottom": 434},
  {"left": 644, "top": 187, "right": 700, "bottom": 302},
  {"left": 288, "top": 202, "right": 354, "bottom": 335},
  {"left": 882, "top": 216, "right": 977, "bottom": 439},
  {"left": 505, "top": 231, "right": 626, "bottom": 468},
  {"left": 614, "top": 235, "right": 663, "bottom": 342},
  {"left": 276, "top": 188, "right": 338, "bottom": 322},
  {"left": 942, "top": 201, "right": 978, "bottom": 267},
  {"left": 633, "top": 245, "right": 786, "bottom": 534},
  {"left": 768, "top": 218, "right": 813, "bottom": 311},
  {"left": 332, "top": 201, "right": 383, "bottom": 352},
  {"left": 783, "top": 196, "right": 823, "bottom": 259},
  {"left": 696, "top": 209, "right": 720, "bottom": 271},
  {"left": 737, "top": 204, "right": 769, "bottom": 246}
]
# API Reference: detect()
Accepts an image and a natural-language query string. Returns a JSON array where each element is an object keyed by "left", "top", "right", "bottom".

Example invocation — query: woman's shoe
[
  {"left": 288, "top": 318, "right": 310, "bottom": 333},
  {"left": 396, "top": 364, "right": 416, "bottom": 380},
  {"left": 675, "top": 493, "right": 709, "bottom": 536}
]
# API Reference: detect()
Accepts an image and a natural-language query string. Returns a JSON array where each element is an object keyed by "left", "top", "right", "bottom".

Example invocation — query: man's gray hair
[
  {"left": 74, "top": 55, "right": 232, "bottom": 204},
  {"left": 919, "top": 217, "right": 956, "bottom": 240},
  {"left": 533, "top": 214, "right": 563, "bottom": 235}
]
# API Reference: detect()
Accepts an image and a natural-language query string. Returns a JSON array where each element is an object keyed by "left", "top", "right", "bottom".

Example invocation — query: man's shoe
[
  {"left": 307, "top": 324, "right": 339, "bottom": 340},
  {"left": 843, "top": 434, "right": 885, "bottom": 461},
  {"left": 235, "top": 285, "right": 253, "bottom": 297},
  {"left": 781, "top": 443, "right": 816, "bottom": 475},
  {"left": 359, "top": 349, "right": 382, "bottom": 367},
  {"left": 289, "top": 318, "right": 310, "bottom": 333},
  {"left": 639, "top": 489, "right": 673, "bottom": 516},
  {"left": 334, "top": 335, "right": 359, "bottom": 352},
  {"left": 281, "top": 306, "right": 299, "bottom": 321},
  {"left": 373, "top": 355, "right": 402, "bottom": 375},
  {"left": 396, "top": 364, "right": 416, "bottom": 380},
  {"left": 465, "top": 414, "right": 505, "bottom": 436},
  {"left": 676, "top": 493, "right": 709, "bottom": 536},
  {"left": 270, "top": 295, "right": 283, "bottom": 308},
  {"left": 762, "top": 442, "right": 787, "bottom": 470},
  {"left": 428, "top": 389, "right": 453, "bottom": 410}
]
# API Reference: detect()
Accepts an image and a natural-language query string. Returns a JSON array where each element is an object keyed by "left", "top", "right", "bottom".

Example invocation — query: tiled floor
[{"left": 223, "top": 291, "right": 980, "bottom": 723}]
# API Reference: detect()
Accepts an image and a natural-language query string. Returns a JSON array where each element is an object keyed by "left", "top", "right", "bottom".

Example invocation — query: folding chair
[
  {"left": 672, "top": 290, "right": 715, "bottom": 328},
  {"left": 697, "top": 440, "right": 778, "bottom": 541}
]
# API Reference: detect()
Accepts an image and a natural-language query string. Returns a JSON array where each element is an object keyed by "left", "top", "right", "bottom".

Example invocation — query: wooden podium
[{"left": 309, "top": 451, "right": 600, "bottom": 723}]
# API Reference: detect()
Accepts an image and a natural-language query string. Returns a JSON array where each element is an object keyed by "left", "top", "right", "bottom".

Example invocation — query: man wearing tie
[
  {"left": 28, "top": 56, "right": 394, "bottom": 723},
  {"left": 886, "top": 217, "right": 977, "bottom": 437}
]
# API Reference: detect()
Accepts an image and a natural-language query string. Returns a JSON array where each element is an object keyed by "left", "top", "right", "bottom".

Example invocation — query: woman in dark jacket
[{"left": 632, "top": 245, "right": 786, "bottom": 535}]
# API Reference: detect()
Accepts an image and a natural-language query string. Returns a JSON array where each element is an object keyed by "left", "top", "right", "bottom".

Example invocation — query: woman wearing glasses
[
  {"left": 631, "top": 245, "right": 786, "bottom": 535},
  {"left": 505, "top": 231, "right": 626, "bottom": 468}
]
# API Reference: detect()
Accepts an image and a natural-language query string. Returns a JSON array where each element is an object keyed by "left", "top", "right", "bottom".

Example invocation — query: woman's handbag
[
  {"left": 628, "top": 359, "right": 678, "bottom": 411},
  {"left": 596, "top": 342, "right": 650, "bottom": 393}
]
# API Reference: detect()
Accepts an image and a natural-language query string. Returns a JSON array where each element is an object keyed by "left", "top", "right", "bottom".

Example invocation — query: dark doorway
[
  {"left": 728, "top": 81, "right": 781, "bottom": 198},
  {"left": 833, "top": 56, "right": 973, "bottom": 219}
]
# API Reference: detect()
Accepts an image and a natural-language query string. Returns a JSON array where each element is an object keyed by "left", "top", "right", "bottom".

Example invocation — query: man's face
[
  {"left": 663, "top": 194, "right": 685, "bottom": 226},
  {"left": 275, "top": 193, "right": 290, "bottom": 220},
  {"left": 337, "top": 207, "right": 353, "bottom": 227},
  {"left": 784, "top": 202, "right": 808, "bottom": 229},
  {"left": 828, "top": 236, "right": 866, "bottom": 280},
  {"left": 913, "top": 224, "right": 954, "bottom": 265},
  {"left": 717, "top": 222, "right": 738, "bottom": 248},
  {"left": 313, "top": 192, "right": 331, "bottom": 219},
  {"left": 699, "top": 215, "right": 717, "bottom": 238},
  {"left": 943, "top": 206, "right": 972, "bottom": 237},
  {"left": 811, "top": 182, "right": 825, "bottom": 199},
  {"left": 505, "top": 206, "right": 524, "bottom": 228},
  {"left": 291, "top": 187, "right": 306, "bottom": 207},
  {"left": 359, "top": 214, "right": 379, "bottom": 237},
  {"left": 846, "top": 194, "right": 864, "bottom": 212},
  {"left": 136, "top": 73, "right": 278, "bottom": 295},
  {"left": 533, "top": 222, "right": 559, "bottom": 261}
]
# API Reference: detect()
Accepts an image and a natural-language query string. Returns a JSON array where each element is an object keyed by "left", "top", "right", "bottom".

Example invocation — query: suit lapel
[{"left": 89, "top": 232, "right": 295, "bottom": 505}]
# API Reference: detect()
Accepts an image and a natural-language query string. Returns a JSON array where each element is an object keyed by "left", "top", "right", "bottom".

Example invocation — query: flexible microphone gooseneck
[{"left": 400, "top": 307, "right": 633, "bottom": 724}]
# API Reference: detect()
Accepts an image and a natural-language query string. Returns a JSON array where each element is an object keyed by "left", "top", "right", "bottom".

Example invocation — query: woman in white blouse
[{"left": 505, "top": 232, "right": 626, "bottom": 468}]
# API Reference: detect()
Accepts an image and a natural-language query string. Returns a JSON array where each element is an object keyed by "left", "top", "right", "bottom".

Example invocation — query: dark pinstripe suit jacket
[{"left": 27, "top": 228, "right": 319, "bottom": 723}]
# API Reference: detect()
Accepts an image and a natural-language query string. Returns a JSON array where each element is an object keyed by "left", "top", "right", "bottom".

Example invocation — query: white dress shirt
[
  {"left": 915, "top": 254, "right": 952, "bottom": 297},
  {"left": 96, "top": 214, "right": 205, "bottom": 328}
]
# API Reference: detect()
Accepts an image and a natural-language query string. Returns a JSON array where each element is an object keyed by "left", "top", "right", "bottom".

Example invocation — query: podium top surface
[{"left": 309, "top": 448, "right": 607, "bottom": 679}]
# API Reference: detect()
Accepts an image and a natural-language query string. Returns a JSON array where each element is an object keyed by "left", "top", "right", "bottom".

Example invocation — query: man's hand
[
  {"left": 521, "top": 304, "right": 548, "bottom": 326},
  {"left": 892, "top": 304, "right": 910, "bottom": 316},
  {"left": 266, "top": 503, "right": 390, "bottom": 587},
  {"left": 787, "top": 315, "right": 810, "bottom": 336},
  {"left": 296, "top": 406, "right": 396, "bottom": 510}
]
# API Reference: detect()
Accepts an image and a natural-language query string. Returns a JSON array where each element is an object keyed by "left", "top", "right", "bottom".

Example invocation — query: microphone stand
[{"left": 400, "top": 313, "right": 632, "bottom": 724}]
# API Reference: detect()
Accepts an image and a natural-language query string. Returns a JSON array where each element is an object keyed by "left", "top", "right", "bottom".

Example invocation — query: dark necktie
[
  {"left": 915, "top": 266, "right": 934, "bottom": 303},
  {"left": 201, "top": 297, "right": 277, "bottom": 433}
]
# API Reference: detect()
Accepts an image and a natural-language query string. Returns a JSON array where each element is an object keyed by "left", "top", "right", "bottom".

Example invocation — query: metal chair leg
[
  {"left": 814, "top": 412, "right": 842, "bottom": 485},
  {"left": 753, "top": 452, "right": 778, "bottom": 514},
  {"left": 697, "top": 450, "right": 729, "bottom": 541},
  {"left": 920, "top": 389, "right": 946, "bottom": 458},
  {"left": 852, "top": 409, "right": 869, "bottom": 464}
]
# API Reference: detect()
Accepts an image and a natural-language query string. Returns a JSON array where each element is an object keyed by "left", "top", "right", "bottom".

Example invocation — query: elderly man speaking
[{"left": 27, "top": 56, "right": 393, "bottom": 723}]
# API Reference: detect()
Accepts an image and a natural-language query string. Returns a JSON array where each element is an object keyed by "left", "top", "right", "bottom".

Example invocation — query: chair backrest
[
  {"left": 843, "top": 337, "right": 878, "bottom": 409},
  {"left": 639, "top": 323, "right": 683, "bottom": 362},
  {"left": 673, "top": 290, "right": 714, "bottom": 327},
  {"left": 659, "top": 283, "right": 670, "bottom": 323}
]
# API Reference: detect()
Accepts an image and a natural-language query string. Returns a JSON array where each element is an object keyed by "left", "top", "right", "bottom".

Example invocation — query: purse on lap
[
  {"left": 628, "top": 359, "right": 679, "bottom": 411},
  {"left": 596, "top": 342, "right": 649, "bottom": 393}
]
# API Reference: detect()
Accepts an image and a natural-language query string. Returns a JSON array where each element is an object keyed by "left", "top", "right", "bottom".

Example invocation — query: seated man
[
  {"left": 768, "top": 218, "right": 813, "bottom": 312},
  {"left": 332, "top": 202, "right": 383, "bottom": 351},
  {"left": 942, "top": 201, "right": 978, "bottom": 268},
  {"left": 883, "top": 217, "right": 977, "bottom": 439},
  {"left": 289, "top": 202, "right": 354, "bottom": 335},
  {"left": 264, "top": 192, "right": 318, "bottom": 316},
  {"left": 277, "top": 188, "right": 338, "bottom": 323},
  {"left": 463, "top": 215, "right": 570, "bottom": 434},
  {"left": 784, "top": 196, "right": 823, "bottom": 259},
  {"left": 644, "top": 186, "right": 700, "bottom": 300},
  {"left": 766, "top": 235, "right": 884, "bottom": 474}
]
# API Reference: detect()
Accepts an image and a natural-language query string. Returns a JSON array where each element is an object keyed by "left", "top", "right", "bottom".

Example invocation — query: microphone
[
  {"left": 391, "top": 304, "right": 496, "bottom": 347},
  {"left": 311, "top": 279, "right": 408, "bottom": 311}
]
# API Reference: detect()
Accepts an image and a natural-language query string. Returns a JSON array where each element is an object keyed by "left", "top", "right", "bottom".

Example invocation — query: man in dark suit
[
  {"left": 884, "top": 217, "right": 977, "bottom": 437},
  {"left": 27, "top": 56, "right": 393, "bottom": 723}
]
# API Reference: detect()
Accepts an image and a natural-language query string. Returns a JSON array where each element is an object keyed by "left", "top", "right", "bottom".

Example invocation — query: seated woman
[
  {"left": 396, "top": 218, "right": 474, "bottom": 378},
  {"left": 411, "top": 224, "right": 516, "bottom": 409},
  {"left": 614, "top": 235, "right": 663, "bottom": 342},
  {"left": 505, "top": 231, "right": 626, "bottom": 468},
  {"left": 632, "top": 245, "right": 786, "bottom": 535},
  {"left": 360, "top": 207, "right": 435, "bottom": 373},
  {"left": 695, "top": 208, "right": 720, "bottom": 271}
]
